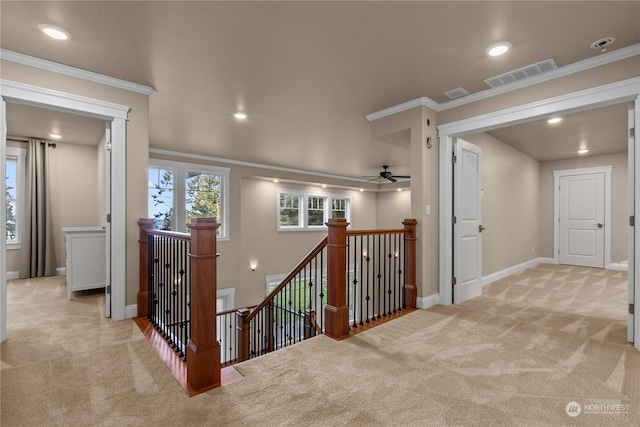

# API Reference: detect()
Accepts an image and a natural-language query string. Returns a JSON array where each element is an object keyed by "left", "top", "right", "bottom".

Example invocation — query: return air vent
[
  {"left": 484, "top": 58, "right": 558, "bottom": 88},
  {"left": 444, "top": 87, "right": 469, "bottom": 100}
]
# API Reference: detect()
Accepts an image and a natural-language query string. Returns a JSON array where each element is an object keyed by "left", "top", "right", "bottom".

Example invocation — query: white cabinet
[{"left": 63, "top": 227, "right": 106, "bottom": 300}]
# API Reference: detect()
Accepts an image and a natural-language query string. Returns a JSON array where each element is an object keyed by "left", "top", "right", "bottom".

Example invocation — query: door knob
[
  {"left": 596, "top": 223, "right": 603, "bottom": 228},
  {"left": 479, "top": 225, "right": 486, "bottom": 233}
]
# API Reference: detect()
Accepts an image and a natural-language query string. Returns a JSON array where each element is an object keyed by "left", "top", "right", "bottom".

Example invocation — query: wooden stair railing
[{"left": 236, "top": 218, "right": 418, "bottom": 362}]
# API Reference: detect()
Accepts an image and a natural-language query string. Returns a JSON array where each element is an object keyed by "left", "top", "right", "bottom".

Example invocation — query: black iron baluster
[
  {"left": 359, "top": 235, "right": 364, "bottom": 326},
  {"left": 365, "top": 235, "right": 371, "bottom": 323}
]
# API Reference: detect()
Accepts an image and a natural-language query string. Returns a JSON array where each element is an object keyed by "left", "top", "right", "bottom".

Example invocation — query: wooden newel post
[
  {"left": 186, "top": 218, "right": 221, "bottom": 393},
  {"left": 325, "top": 218, "right": 350, "bottom": 340},
  {"left": 236, "top": 308, "right": 251, "bottom": 362},
  {"left": 403, "top": 219, "right": 417, "bottom": 309},
  {"left": 137, "top": 218, "right": 155, "bottom": 318}
]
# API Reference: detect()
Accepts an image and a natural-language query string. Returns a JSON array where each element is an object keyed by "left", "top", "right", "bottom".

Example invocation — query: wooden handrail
[
  {"left": 216, "top": 305, "right": 257, "bottom": 317},
  {"left": 346, "top": 228, "right": 408, "bottom": 236},
  {"left": 144, "top": 228, "right": 191, "bottom": 242},
  {"left": 245, "top": 236, "right": 328, "bottom": 322}
]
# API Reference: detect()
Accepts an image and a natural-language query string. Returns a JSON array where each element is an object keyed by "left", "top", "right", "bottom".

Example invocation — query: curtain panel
[{"left": 19, "top": 139, "right": 57, "bottom": 278}]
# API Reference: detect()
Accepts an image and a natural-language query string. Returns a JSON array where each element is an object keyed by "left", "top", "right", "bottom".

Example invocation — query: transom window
[
  {"left": 148, "top": 159, "right": 230, "bottom": 239},
  {"left": 277, "top": 189, "right": 350, "bottom": 230}
]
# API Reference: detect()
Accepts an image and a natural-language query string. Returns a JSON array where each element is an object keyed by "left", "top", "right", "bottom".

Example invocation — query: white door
[
  {"left": 104, "top": 123, "right": 112, "bottom": 317},
  {"left": 559, "top": 173, "right": 605, "bottom": 268},
  {"left": 453, "top": 139, "right": 483, "bottom": 304}
]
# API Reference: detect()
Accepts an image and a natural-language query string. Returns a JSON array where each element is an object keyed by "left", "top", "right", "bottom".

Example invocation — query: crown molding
[
  {"left": 149, "top": 148, "right": 376, "bottom": 185},
  {"left": 0, "top": 49, "right": 155, "bottom": 96},
  {"left": 367, "top": 43, "right": 640, "bottom": 121}
]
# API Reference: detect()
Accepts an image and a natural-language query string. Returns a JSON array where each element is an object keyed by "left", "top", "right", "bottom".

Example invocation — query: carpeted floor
[{"left": 1, "top": 264, "right": 638, "bottom": 426}]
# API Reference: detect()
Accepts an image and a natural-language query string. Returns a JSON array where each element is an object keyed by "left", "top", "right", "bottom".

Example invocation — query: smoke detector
[{"left": 590, "top": 37, "right": 615, "bottom": 53}]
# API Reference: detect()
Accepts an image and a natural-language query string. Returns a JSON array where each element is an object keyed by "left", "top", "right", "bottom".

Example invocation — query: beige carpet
[{"left": 1, "top": 264, "right": 638, "bottom": 426}]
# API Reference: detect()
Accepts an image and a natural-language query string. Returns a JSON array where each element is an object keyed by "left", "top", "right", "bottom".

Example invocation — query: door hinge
[
  {"left": 452, "top": 277, "right": 457, "bottom": 286},
  {"left": 106, "top": 285, "right": 111, "bottom": 294},
  {"left": 630, "top": 303, "right": 635, "bottom": 315},
  {"left": 452, "top": 153, "right": 457, "bottom": 164},
  {"left": 631, "top": 215, "right": 635, "bottom": 227},
  {"left": 452, "top": 216, "right": 457, "bottom": 225},
  {"left": 631, "top": 127, "right": 635, "bottom": 139},
  {"left": 106, "top": 214, "right": 111, "bottom": 223}
]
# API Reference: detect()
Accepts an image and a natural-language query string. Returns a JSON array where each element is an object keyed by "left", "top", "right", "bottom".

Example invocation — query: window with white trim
[
  {"left": 277, "top": 189, "right": 350, "bottom": 230},
  {"left": 148, "top": 159, "right": 230, "bottom": 239},
  {"left": 5, "top": 147, "right": 26, "bottom": 249}
]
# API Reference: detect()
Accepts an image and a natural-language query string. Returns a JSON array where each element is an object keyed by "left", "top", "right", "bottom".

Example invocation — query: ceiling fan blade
[
  {"left": 386, "top": 176, "right": 397, "bottom": 183},
  {"left": 391, "top": 175, "right": 410, "bottom": 179}
]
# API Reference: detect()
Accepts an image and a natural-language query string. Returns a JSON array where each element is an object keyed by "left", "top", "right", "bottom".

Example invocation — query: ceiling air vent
[
  {"left": 444, "top": 87, "right": 469, "bottom": 100},
  {"left": 484, "top": 58, "right": 558, "bottom": 88}
]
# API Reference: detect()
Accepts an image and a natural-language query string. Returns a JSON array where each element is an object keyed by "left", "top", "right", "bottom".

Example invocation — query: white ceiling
[{"left": 1, "top": 1, "right": 639, "bottom": 178}]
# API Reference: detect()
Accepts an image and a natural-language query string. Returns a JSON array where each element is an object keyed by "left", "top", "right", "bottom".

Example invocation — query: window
[
  {"left": 277, "top": 189, "right": 350, "bottom": 230},
  {"left": 307, "top": 196, "right": 325, "bottom": 227},
  {"left": 148, "top": 159, "right": 229, "bottom": 239},
  {"left": 5, "top": 147, "right": 26, "bottom": 249}
]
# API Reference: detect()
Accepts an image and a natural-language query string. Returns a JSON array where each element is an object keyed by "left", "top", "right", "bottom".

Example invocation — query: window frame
[
  {"left": 148, "top": 159, "right": 230, "bottom": 240},
  {"left": 277, "top": 188, "right": 351, "bottom": 231},
  {"left": 5, "top": 147, "right": 26, "bottom": 250}
]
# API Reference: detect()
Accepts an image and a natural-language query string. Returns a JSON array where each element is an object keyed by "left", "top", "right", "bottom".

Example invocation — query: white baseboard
[
  {"left": 7, "top": 268, "right": 67, "bottom": 280},
  {"left": 125, "top": 304, "right": 138, "bottom": 319},
  {"left": 416, "top": 293, "right": 439, "bottom": 310},
  {"left": 606, "top": 263, "right": 629, "bottom": 271},
  {"left": 482, "top": 257, "right": 555, "bottom": 287}
]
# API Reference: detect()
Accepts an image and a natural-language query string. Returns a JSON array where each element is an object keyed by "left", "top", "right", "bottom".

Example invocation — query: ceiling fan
[{"left": 364, "top": 165, "right": 410, "bottom": 183}]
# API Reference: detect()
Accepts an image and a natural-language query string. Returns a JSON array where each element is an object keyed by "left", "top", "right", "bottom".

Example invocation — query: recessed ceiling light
[
  {"left": 273, "top": 178, "right": 279, "bottom": 183},
  {"left": 38, "top": 24, "right": 71, "bottom": 40},
  {"left": 578, "top": 149, "right": 589, "bottom": 154},
  {"left": 321, "top": 184, "right": 327, "bottom": 188},
  {"left": 547, "top": 117, "right": 563, "bottom": 124},
  {"left": 233, "top": 112, "right": 247, "bottom": 120},
  {"left": 397, "top": 188, "right": 402, "bottom": 192},
  {"left": 486, "top": 42, "right": 511, "bottom": 57},
  {"left": 359, "top": 188, "right": 364, "bottom": 192},
  {"left": 49, "top": 133, "right": 62, "bottom": 139}
]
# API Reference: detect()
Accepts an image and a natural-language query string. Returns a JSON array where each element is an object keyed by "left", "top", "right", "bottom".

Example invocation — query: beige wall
[
  {"left": 2, "top": 59, "right": 150, "bottom": 306},
  {"left": 539, "top": 152, "right": 628, "bottom": 263},
  {"left": 463, "top": 133, "right": 541, "bottom": 276},
  {"left": 376, "top": 190, "right": 411, "bottom": 229}
]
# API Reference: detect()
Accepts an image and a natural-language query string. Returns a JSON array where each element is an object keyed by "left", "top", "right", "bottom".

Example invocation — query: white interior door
[
  {"left": 104, "top": 123, "right": 112, "bottom": 317},
  {"left": 1, "top": 99, "right": 7, "bottom": 342},
  {"left": 559, "top": 173, "right": 605, "bottom": 268},
  {"left": 453, "top": 139, "right": 483, "bottom": 304}
]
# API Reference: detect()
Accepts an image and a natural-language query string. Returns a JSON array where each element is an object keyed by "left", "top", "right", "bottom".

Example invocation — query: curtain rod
[{"left": 7, "top": 136, "right": 57, "bottom": 148}]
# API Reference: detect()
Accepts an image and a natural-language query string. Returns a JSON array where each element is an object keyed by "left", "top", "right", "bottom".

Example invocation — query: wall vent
[
  {"left": 484, "top": 58, "right": 558, "bottom": 88},
  {"left": 444, "top": 87, "right": 469, "bottom": 100}
]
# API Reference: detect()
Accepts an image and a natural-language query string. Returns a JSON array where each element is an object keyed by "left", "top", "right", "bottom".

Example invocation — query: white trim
[
  {"left": 1, "top": 80, "right": 131, "bottom": 323},
  {"left": 482, "top": 257, "right": 554, "bottom": 287},
  {"left": 6, "top": 272, "right": 18, "bottom": 281},
  {"left": 56, "top": 267, "right": 66, "bottom": 276},
  {"left": 150, "top": 148, "right": 374, "bottom": 184},
  {"left": 438, "top": 79, "right": 640, "bottom": 310},
  {"left": 125, "top": 305, "right": 138, "bottom": 319},
  {"left": 0, "top": 80, "right": 130, "bottom": 120},
  {"left": 607, "top": 263, "right": 629, "bottom": 272},
  {"left": 367, "top": 44, "right": 640, "bottom": 120},
  {"left": 416, "top": 293, "right": 440, "bottom": 310},
  {"left": 5, "top": 146, "right": 26, "bottom": 250},
  {"left": 0, "top": 49, "right": 155, "bottom": 96},
  {"left": 438, "top": 77, "right": 640, "bottom": 137},
  {"left": 552, "top": 166, "right": 613, "bottom": 267},
  {"left": 217, "top": 287, "right": 236, "bottom": 311}
]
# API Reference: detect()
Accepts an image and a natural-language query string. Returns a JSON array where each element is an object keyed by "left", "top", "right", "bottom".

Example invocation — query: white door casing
[
  {"left": 0, "top": 80, "right": 129, "bottom": 342},
  {"left": 0, "top": 100, "right": 7, "bottom": 342},
  {"left": 438, "top": 77, "right": 639, "bottom": 350},
  {"left": 453, "top": 139, "right": 483, "bottom": 303},
  {"left": 629, "top": 101, "right": 636, "bottom": 343},
  {"left": 555, "top": 169, "right": 609, "bottom": 268},
  {"left": 104, "top": 122, "right": 112, "bottom": 318}
]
